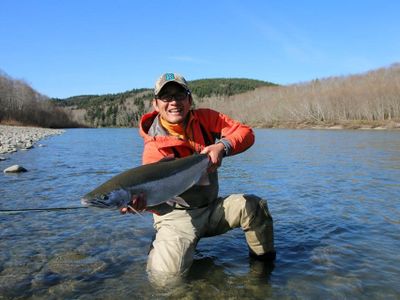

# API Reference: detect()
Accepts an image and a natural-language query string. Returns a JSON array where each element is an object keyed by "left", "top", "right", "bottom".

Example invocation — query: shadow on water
[
  {"left": 189, "top": 254, "right": 275, "bottom": 281},
  {"left": 159, "top": 253, "right": 276, "bottom": 299}
]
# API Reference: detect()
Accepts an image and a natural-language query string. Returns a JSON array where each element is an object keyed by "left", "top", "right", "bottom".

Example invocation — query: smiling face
[{"left": 152, "top": 82, "right": 192, "bottom": 124}]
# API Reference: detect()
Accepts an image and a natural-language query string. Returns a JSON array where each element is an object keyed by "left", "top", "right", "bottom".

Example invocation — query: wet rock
[
  {"left": 0, "top": 265, "right": 33, "bottom": 298},
  {"left": 0, "top": 156, "right": 6, "bottom": 161},
  {"left": 21, "top": 144, "right": 34, "bottom": 151},
  {"left": 47, "top": 251, "right": 107, "bottom": 278},
  {"left": 3, "top": 165, "right": 28, "bottom": 173}
]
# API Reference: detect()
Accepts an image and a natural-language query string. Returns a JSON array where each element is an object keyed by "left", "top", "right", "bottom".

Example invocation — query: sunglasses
[{"left": 156, "top": 91, "right": 190, "bottom": 102}]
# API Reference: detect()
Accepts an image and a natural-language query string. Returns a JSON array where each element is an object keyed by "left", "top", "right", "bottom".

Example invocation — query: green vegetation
[
  {"left": 51, "top": 88, "right": 152, "bottom": 109},
  {"left": 50, "top": 78, "right": 276, "bottom": 127},
  {"left": 189, "top": 78, "right": 276, "bottom": 98}
]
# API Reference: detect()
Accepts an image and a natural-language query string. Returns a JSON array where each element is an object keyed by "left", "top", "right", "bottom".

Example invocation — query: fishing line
[
  {"left": 0, "top": 206, "right": 88, "bottom": 213},
  {"left": 0, "top": 206, "right": 145, "bottom": 218},
  {"left": 127, "top": 204, "right": 144, "bottom": 218}
]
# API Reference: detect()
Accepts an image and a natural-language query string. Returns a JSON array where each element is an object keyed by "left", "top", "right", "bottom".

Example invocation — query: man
[{"left": 121, "top": 73, "right": 275, "bottom": 283}]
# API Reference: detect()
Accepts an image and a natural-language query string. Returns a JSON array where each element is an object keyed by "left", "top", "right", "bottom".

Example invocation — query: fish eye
[{"left": 100, "top": 194, "right": 109, "bottom": 200}]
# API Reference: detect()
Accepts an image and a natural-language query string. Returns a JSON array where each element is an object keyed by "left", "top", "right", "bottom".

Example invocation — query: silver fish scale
[{"left": 81, "top": 154, "right": 209, "bottom": 209}]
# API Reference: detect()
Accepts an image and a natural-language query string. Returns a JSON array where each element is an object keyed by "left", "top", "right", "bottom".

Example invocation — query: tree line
[
  {"left": 199, "top": 64, "right": 400, "bottom": 128},
  {"left": 0, "top": 70, "right": 81, "bottom": 128},
  {"left": 2, "top": 65, "right": 399, "bottom": 129},
  {"left": 52, "top": 89, "right": 154, "bottom": 127},
  {"left": 51, "top": 78, "right": 274, "bottom": 127},
  {"left": 189, "top": 78, "right": 276, "bottom": 98}
]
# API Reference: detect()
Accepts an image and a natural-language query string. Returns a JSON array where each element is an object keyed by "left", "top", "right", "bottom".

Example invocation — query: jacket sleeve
[{"left": 202, "top": 109, "right": 255, "bottom": 156}]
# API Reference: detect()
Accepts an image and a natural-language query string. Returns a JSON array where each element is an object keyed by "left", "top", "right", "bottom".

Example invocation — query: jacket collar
[{"left": 140, "top": 110, "right": 198, "bottom": 137}]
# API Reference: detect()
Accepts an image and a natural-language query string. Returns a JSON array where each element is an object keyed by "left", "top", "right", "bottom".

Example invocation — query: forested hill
[
  {"left": 2, "top": 65, "right": 399, "bottom": 129},
  {"left": 0, "top": 70, "right": 80, "bottom": 128},
  {"left": 52, "top": 78, "right": 276, "bottom": 127},
  {"left": 189, "top": 78, "right": 276, "bottom": 97}
]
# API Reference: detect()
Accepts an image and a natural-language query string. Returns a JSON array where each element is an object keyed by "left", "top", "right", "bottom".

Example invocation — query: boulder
[{"left": 3, "top": 165, "right": 28, "bottom": 173}]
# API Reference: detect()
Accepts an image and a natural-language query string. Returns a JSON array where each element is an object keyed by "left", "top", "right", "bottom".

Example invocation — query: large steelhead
[{"left": 81, "top": 154, "right": 210, "bottom": 209}]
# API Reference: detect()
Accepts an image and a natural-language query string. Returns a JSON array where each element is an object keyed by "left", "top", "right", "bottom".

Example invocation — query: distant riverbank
[
  {"left": 0, "top": 125, "right": 65, "bottom": 155},
  {"left": 1, "top": 120, "right": 399, "bottom": 156},
  {"left": 252, "top": 120, "right": 400, "bottom": 130}
]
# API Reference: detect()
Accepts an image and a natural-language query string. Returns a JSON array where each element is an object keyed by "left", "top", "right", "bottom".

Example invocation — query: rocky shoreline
[
  {"left": 0, "top": 125, "right": 65, "bottom": 155},
  {"left": 251, "top": 120, "right": 400, "bottom": 130}
]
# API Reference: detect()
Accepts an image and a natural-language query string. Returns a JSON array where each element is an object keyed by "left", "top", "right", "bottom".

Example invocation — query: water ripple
[{"left": 1, "top": 128, "right": 400, "bottom": 298}]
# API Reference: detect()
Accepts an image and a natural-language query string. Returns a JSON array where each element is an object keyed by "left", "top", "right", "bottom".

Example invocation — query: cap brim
[{"left": 155, "top": 81, "right": 188, "bottom": 96}]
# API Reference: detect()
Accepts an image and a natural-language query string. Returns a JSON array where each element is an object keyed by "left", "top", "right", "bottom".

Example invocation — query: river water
[{"left": 0, "top": 128, "right": 399, "bottom": 299}]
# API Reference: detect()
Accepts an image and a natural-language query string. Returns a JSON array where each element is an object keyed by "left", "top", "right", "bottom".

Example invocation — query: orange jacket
[{"left": 139, "top": 108, "right": 255, "bottom": 164}]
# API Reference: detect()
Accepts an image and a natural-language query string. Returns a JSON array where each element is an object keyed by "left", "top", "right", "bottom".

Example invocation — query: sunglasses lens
[
  {"left": 174, "top": 93, "right": 187, "bottom": 100},
  {"left": 159, "top": 92, "right": 188, "bottom": 102}
]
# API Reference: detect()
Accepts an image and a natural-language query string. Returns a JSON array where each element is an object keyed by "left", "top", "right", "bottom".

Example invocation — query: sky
[{"left": 1, "top": 0, "right": 399, "bottom": 98}]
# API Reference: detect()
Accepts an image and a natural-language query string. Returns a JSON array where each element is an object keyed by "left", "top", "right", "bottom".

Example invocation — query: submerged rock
[
  {"left": 3, "top": 165, "right": 28, "bottom": 173},
  {"left": 47, "top": 251, "right": 107, "bottom": 278}
]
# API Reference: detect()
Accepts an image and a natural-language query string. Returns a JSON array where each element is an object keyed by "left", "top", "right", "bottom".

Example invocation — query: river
[{"left": 0, "top": 128, "right": 399, "bottom": 299}]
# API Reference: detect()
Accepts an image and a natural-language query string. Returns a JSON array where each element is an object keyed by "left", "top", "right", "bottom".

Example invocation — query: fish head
[{"left": 81, "top": 188, "right": 130, "bottom": 209}]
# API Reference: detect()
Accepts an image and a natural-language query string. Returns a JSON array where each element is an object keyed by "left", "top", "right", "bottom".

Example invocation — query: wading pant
[{"left": 146, "top": 194, "right": 275, "bottom": 285}]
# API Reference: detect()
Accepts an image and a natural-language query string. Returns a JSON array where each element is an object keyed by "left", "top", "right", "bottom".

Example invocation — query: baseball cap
[{"left": 154, "top": 73, "right": 190, "bottom": 96}]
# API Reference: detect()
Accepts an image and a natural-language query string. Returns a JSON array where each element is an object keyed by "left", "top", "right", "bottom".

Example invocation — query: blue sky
[{"left": 1, "top": 1, "right": 399, "bottom": 98}]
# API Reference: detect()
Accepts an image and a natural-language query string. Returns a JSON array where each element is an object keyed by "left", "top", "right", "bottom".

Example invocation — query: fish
[{"left": 81, "top": 154, "right": 210, "bottom": 210}]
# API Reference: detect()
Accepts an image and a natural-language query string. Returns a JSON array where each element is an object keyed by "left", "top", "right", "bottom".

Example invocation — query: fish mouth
[
  {"left": 80, "top": 197, "right": 90, "bottom": 206},
  {"left": 80, "top": 197, "right": 111, "bottom": 208}
]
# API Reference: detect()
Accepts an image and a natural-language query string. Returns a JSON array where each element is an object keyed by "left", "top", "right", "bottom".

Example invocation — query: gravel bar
[{"left": 0, "top": 125, "right": 65, "bottom": 155}]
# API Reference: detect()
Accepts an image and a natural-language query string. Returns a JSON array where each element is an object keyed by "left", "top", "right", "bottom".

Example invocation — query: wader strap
[
  {"left": 171, "top": 147, "right": 180, "bottom": 158},
  {"left": 199, "top": 123, "right": 214, "bottom": 146},
  {"left": 172, "top": 202, "right": 210, "bottom": 210}
]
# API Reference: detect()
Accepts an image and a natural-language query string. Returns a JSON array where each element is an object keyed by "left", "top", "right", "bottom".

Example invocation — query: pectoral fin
[
  {"left": 166, "top": 197, "right": 190, "bottom": 208},
  {"left": 196, "top": 172, "right": 210, "bottom": 186}
]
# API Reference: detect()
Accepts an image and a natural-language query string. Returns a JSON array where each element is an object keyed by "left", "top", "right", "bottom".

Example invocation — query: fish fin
[
  {"left": 196, "top": 172, "right": 210, "bottom": 186},
  {"left": 166, "top": 197, "right": 190, "bottom": 208},
  {"left": 127, "top": 205, "right": 145, "bottom": 218}
]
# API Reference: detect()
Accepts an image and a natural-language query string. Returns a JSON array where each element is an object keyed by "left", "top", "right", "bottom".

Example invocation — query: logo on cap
[{"left": 165, "top": 73, "right": 175, "bottom": 81}]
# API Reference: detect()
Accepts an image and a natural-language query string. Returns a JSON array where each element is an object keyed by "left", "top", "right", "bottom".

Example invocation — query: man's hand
[
  {"left": 201, "top": 142, "right": 225, "bottom": 173},
  {"left": 120, "top": 193, "right": 146, "bottom": 214}
]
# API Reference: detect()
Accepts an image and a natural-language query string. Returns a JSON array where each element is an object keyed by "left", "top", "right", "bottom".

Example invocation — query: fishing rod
[
  {"left": 0, "top": 205, "right": 144, "bottom": 218},
  {"left": 0, "top": 206, "right": 88, "bottom": 213}
]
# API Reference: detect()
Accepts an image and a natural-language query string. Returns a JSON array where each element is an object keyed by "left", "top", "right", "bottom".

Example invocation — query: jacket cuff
[{"left": 217, "top": 138, "right": 232, "bottom": 156}]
